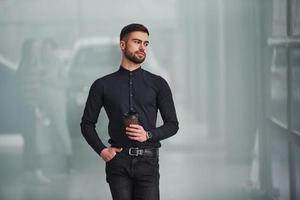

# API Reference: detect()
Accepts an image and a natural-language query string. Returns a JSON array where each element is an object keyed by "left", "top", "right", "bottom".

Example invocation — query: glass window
[
  {"left": 270, "top": 47, "right": 288, "bottom": 127},
  {"left": 290, "top": 48, "right": 300, "bottom": 134},
  {"left": 272, "top": 0, "right": 287, "bottom": 36},
  {"left": 271, "top": 136, "right": 290, "bottom": 200},
  {"left": 291, "top": 0, "right": 300, "bottom": 35},
  {"left": 292, "top": 143, "right": 300, "bottom": 199}
]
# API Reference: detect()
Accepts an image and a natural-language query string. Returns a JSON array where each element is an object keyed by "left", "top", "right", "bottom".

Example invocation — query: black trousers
[{"left": 105, "top": 151, "right": 160, "bottom": 200}]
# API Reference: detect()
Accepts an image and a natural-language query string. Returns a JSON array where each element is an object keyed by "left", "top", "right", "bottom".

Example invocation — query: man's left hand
[{"left": 126, "top": 124, "right": 148, "bottom": 142}]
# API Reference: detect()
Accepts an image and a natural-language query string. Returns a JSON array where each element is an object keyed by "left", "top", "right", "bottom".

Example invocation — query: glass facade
[
  {"left": 270, "top": 47, "right": 288, "bottom": 127},
  {"left": 290, "top": 48, "right": 300, "bottom": 134},
  {"left": 271, "top": 135, "right": 290, "bottom": 200},
  {"left": 291, "top": 0, "right": 300, "bottom": 35},
  {"left": 267, "top": 0, "right": 300, "bottom": 199},
  {"left": 272, "top": 0, "right": 287, "bottom": 36}
]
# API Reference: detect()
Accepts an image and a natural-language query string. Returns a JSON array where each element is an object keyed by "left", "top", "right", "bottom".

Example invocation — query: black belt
[{"left": 123, "top": 147, "right": 159, "bottom": 157}]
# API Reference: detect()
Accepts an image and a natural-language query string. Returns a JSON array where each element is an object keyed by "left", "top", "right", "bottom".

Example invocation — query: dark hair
[{"left": 120, "top": 23, "right": 149, "bottom": 41}]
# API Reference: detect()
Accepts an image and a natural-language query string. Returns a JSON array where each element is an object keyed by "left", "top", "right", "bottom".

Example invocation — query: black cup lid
[{"left": 124, "top": 110, "right": 138, "bottom": 118}]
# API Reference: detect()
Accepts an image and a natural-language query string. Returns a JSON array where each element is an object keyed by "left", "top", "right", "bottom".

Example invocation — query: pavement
[{"left": 0, "top": 117, "right": 253, "bottom": 200}]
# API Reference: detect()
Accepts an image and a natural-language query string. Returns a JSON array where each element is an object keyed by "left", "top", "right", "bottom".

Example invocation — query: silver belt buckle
[{"left": 129, "top": 147, "right": 142, "bottom": 156}]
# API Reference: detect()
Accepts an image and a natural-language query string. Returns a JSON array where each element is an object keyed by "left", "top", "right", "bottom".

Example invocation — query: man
[{"left": 81, "top": 23, "right": 179, "bottom": 200}]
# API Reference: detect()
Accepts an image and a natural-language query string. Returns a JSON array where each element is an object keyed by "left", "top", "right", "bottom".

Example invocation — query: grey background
[{"left": 0, "top": 0, "right": 299, "bottom": 199}]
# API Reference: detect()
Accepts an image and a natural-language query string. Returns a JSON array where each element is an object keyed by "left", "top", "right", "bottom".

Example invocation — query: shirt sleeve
[
  {"left": 150, "top": 77, "right": 179, "bottom": 142},
  {"left": 80, "top": 80, "right": 106, "bottom": 155}
]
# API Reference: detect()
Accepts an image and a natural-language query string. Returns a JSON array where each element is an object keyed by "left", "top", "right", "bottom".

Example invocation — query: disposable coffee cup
[{"left": 123, "top": 111, "right": 139, "bottom": 129}]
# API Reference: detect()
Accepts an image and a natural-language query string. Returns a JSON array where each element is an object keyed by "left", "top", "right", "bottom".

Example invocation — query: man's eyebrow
[{"left": 132, "top": 38, "right": 149, "bottom": 43}]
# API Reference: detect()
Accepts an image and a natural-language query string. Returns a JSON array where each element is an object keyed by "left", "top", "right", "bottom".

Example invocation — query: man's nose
[{"left": 139, "top": 43, "right": 147, "bottom": 51}]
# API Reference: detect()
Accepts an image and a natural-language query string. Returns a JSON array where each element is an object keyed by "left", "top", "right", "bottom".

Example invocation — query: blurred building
[
  {"left": 0, "top": 0, "right": 299, "bottom": 199},
  {"left": 178, "top": 0, "right": 300, "bottom": 199}
]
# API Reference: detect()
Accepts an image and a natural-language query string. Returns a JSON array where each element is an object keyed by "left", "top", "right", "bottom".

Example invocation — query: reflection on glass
[
  {"left": 271, "top": 136, "right": 290, "bottom": 199},
  {"left": 291, "top": 0, "right": 300, "bottom": 35},
  {"left": 272, "top": 0, "right": 287, "bottom": 36},
  {"left": 67, "top": 39, "right": 119, "bottom": 147},
  {"left": 290, "top": 48, "right": 300, "bottom": 134},
  {"left": 73, "top": 46, "right": 119, "bottom": 69},
  {"left": 270, "top": 47, "right": 288, "bottom": 126}
]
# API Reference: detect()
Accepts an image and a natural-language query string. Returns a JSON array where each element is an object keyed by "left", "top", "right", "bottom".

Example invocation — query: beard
[{"left": 124, "top": 47, "right": 146, "bottom": 64}]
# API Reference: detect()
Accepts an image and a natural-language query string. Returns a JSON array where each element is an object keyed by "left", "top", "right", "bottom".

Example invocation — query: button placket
[{"left": 129, "top": 73, "right": 134, "bottom": 111}]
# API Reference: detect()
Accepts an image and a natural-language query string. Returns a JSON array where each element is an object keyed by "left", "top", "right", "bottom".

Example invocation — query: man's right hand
[{"left": 100, "top": 147, "right": 123, "bottom": 162}]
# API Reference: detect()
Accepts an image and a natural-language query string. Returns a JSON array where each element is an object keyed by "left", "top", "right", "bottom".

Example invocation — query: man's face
[{"left": 121, "top": 31, "right": 149, "bottom": 64}]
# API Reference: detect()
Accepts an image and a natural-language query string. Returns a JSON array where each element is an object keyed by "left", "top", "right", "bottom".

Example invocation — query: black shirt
[{"left": 80, "top": 66, "right": 179, "bottom": 155}]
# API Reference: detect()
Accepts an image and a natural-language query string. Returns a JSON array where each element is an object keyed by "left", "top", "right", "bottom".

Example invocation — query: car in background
[{"left": 66, "top": 37, "right": 119, "bottom": 143}]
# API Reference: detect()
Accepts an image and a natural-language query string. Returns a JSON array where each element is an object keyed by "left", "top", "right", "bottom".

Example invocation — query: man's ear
[{"left": 120, "top": 40, "right": 126, "bottom": 50}]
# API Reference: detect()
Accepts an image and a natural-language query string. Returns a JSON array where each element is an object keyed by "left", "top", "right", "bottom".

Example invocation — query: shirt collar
[{"left": 119, "top": 65, "right": 143, "bottom": 75}]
